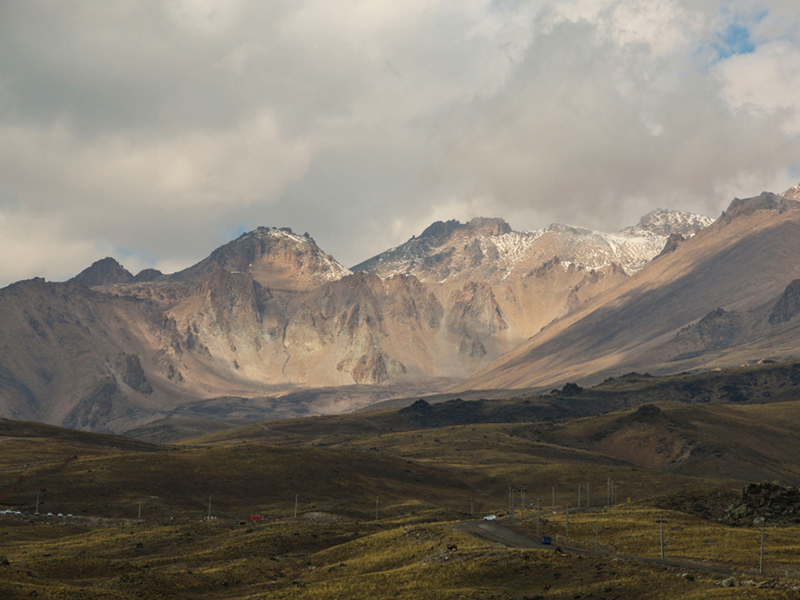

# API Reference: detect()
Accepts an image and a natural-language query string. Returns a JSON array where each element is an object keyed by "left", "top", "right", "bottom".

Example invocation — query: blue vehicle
[{"left": 541, "top": 536, "right": 552, "bottom": 545}]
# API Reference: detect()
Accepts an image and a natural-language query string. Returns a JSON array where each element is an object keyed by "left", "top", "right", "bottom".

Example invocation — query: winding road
[{"left": 454, "top": 520, "right": 761, "bottom": 578}]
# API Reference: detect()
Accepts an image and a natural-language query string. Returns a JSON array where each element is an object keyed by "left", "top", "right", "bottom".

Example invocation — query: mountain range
[{"left": 2, "top": 186, "right": 799, "bottom": 435}]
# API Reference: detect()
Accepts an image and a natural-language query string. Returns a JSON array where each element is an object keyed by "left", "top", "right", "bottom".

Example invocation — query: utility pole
[
  {"left": 35, "top": 493, "right": 39, "bottom": 515},
  {"left": 760, "top": 523, "right": 765, "bottom": 574},
  {"left": 138, "top": 501, "right": 142, "bottom": 521},
  {"left": 521, "top": 486, "right": 526, "bottom": 519},
  {"left": 511, "top": 487, "right": 515, "bottom": 523},
  {"left": 587, "top": 483, "right": 590, "bottom": 508},
  {"left": 578, "top": 484, "right": 581, "bottom": 508},
  {"left": 552, "top": 486, "right": 555, "bottom": 511},
  {"left": 536, "top": 498, "right": 540, "bottom": 538},
  {"left": 207, "top": 497, "right": 212, "bottom": 520},
  {"left": 375, "top": 496, "right": 379, "bottom": 521},
  {"left": 595, "top": 508, "right": 599, "bottom": 551},
  {"left": 294, "top": 494, "right": 298, "bottom": 518},
  {"left": 660, "top": 514, "right": 665, "bottom": 559},
  {"left": 566, "top": 504, "right": 570, "bottom": 544}
]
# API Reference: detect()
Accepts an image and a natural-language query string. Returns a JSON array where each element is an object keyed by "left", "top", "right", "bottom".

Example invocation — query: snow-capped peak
[
  {"left": 782, "top": 183, "right": 800, "bottom": 202},
  {"left": 621, "top": 209, "right": 714, "bottom": 238}
]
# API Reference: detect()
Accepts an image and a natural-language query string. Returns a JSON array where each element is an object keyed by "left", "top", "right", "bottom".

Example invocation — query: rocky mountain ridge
[
  {"left": 458, "top": 191, "right": 800, "bottom": 392},
  {"left": 7, "top": 191, "right": 800, "bottom": 435},
  {"left": 353, "top": 209, "right": 712, "bottom": 284}
]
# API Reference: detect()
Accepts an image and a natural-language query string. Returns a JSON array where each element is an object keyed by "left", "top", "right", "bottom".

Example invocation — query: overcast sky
[{"left": 1, "top": 0, "right": 800, "bottom": 285}]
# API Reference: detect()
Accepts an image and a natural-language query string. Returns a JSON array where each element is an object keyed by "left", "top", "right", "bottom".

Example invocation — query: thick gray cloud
[{"left": 0, "top": 0, "right": 798, "bottom": 284}]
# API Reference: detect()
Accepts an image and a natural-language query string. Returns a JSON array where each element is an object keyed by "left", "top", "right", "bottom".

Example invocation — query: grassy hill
[{"left": 3, "top": 362, "right": 800, "bottom": 597}]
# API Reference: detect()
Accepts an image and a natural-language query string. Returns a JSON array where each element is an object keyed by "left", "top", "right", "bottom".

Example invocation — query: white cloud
[
  {"left": 0, "top": 0, "right": 799, "bottom": 284},
  {"left": 716, "top": 40, "right": 800, "bottom": 134}
]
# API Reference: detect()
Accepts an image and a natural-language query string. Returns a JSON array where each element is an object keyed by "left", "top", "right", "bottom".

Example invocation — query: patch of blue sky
[
  {"left": 693, "top": 9, "right": 767, "bottom": 71},
  {"left": 712, "top": 24, "right": 756, "bottom": 60},
  {"left": 221, "top": 223, "right": 249, "bottom": 241}
]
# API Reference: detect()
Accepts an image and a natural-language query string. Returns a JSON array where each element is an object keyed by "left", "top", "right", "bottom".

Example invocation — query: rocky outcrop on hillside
[
  {"left": 446, "top": 282, "right": 507, "bottom": 358},
  {"left": 769, "top": 279, "right": 800, "bottom": 325},
  {"left": 679, "top": 308, "right": 746, "bottom": 349},
  {"left": 654, "top": 233, "right": 685, "bottom": 259},
  {"left": 70, "top": 257, "right": 133, "bottom": 287},
  {"left": 722, "top": 482, "right": 800, "bottom": 526},
  {"left": 719, "top": 192, "right": 798, "bottom": 224},
  {"left": 283, "top": 272, "right": 444, "bottom": 384},
  {"left": 113, "top": 353, "right": 153, "bottom": 394}
]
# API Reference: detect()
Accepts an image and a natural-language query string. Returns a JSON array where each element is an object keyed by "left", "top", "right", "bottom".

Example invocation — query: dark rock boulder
[{"left": 721, "top": 482, "right": 800, "bottom": 526}]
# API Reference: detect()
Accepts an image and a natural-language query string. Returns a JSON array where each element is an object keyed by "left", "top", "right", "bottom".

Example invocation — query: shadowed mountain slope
[{"left": 457, "top": 193, "right": 800, "bottom": 391}]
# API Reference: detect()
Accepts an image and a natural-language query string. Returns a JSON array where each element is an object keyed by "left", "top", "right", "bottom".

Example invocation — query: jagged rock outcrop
[
  {"left": 283, "top": 272, "right": 444, "bottom": 384},
  {"left": 114, "top": 353, "right": 153, "bottom": 394},
  {"left": 654, "top": 233, "right": 685, "bottom": 258},
  {"left": 769, "top": 279, "right": 800, "bottom": 325},
  {"left": 70, "top": 257, "right": 133, "bottom": 287},
  {"left": 679, "top": 308, "right": 745, "bottom": 349},
  {"left": 719, "top": 192, "right": 798, "bottom": 224},
  {"left": 722, "top": 482, "right": 800, "bottom": 526},
  {"left": 446, "top": 282, "right": 507, "bottom": 357}
]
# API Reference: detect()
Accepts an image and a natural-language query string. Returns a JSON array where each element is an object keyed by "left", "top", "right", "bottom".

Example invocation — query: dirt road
[{"left": 454, "top": 520, "right": 758, "bottom": 578}]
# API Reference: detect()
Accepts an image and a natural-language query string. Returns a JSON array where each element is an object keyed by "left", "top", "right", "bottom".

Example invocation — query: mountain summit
[
  {"left": 620, "top": 208, "right": 713, "bottom": 237},
  {"left": 353, "top": 209, "right": 713, "bottom": 284},
  {"left": 70, "top": 257, "right": 134, "bottom": 287},
  {"left": 173, "top": 226, "right": 350, "bottom": 292}
]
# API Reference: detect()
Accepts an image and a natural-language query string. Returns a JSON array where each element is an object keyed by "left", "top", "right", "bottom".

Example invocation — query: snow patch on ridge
[{"left": 354, "top": 209, "right": 714, "bottom": 283}]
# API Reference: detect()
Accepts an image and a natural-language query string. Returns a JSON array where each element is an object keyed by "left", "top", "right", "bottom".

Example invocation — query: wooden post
[{"left": 595, "top": 508, "right": 599, "bottom": 551}]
